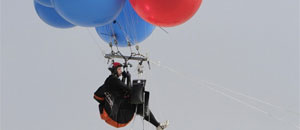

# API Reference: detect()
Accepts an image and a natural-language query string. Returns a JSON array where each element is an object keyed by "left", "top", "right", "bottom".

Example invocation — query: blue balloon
[
  {"left": 52, "top": 0, "right": 126, "bottom": 27},
  {"left": 34, "top": 1, "right": 75, "bottom": 28},
  {"left": 34, "top": 0, "right": 53, "bottom": 7},
  {"left": 95, "top": 0, "right": 155, "bottom": 47}
]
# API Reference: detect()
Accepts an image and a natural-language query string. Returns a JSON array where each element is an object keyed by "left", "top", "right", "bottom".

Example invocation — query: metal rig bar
[{"left": 105, "top": 54, "right": 148, "bottom": 61}]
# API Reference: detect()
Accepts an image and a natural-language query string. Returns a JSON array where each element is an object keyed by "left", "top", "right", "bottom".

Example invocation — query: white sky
[{"left": 1, "top": 0, "right": 299, "bottom": 130}]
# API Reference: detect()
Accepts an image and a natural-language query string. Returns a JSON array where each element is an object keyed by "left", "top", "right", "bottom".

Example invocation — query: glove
[{"left": 122, "top": 71, "right": 128, "bottom": 77}]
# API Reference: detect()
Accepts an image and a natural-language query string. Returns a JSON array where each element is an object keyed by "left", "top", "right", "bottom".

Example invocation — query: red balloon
[{"left": 129, "top": 0, "right": 202, "bottom": 27}]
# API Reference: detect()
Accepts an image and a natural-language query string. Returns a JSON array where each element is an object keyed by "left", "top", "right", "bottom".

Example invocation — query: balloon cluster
[{"left": 34, "top": 0, "right": 202, "bottom": 47}]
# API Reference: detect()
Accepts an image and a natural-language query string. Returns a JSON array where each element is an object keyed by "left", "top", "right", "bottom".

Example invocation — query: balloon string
[
  {"left": 158, "top": 26, "right": 169, "bottom": 34},
  {"left": 125, "top": 5, "right": 136, "bottom": 44},
  {"left": 115, "top": 21, "right": 131, "bottom": 44},
  {"left": 109, "top": 23, "right": 116, "bottom": 45},
  {"left": 114, "top": 4, "right": 133, "bottom": 45}
]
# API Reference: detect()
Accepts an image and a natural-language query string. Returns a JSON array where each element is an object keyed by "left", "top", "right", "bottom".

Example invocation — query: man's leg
[
  {"left": 136, "top": 105, "right": 160, "bottom": 127},
  {"left": 144, "top": 110, "right": 160, "bottom": 127}
]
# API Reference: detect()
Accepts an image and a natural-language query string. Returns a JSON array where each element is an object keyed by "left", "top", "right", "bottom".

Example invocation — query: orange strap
[{"left": 94, "top": 95, "right": 104, "bottom": 101}]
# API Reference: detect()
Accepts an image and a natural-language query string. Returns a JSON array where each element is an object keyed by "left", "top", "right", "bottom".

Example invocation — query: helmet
[{"left": 108, "top": 62, "right": 123, "bottom": 73}]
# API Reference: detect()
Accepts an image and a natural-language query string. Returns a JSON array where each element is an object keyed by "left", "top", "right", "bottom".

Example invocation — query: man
[{"left": 94, "top": 62, "right": 169, "bottom": 130}]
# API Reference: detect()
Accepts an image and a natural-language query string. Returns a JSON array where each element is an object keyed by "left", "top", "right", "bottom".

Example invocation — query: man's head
[{"left": 109, "top": 62, "right": 123, "bottom": 76}]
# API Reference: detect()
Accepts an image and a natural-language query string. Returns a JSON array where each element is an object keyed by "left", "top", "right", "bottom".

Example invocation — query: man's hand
[
  {"left": 122, "top": 71, "right": 131, "bottom": 78},
  {"left": 122, "top": 71, "right": 128, "bottom": 78}
]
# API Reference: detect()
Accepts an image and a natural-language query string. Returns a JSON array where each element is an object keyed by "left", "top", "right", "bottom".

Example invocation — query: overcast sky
[{"left": 1, "top": 0, "right": 299, "bottom": 130}]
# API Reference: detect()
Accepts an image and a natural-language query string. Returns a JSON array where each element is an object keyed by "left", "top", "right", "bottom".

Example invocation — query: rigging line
[
  {"left": 107, "top": 23, "right": 116, "bottom": 57},
  {"left": 128, "top": 7, "right": 138, "bottom": 44},
  {"left": 149, "top": 60, "right": 270, "bottom": 114},
  {"left": 158, "top": 26, "right": 169, "bottom": 34},
  {"left": 109, "top": 23, "right": 127, "bottom": 61},
  {"left": 203, "top": 81, "right": 300, "bottom": 116},
  {"left": 115, "top": 21, "right": 131, "bottom": 43},
  {"left": 115, "top": 7, "right": 138, "bottom": 45},
  {"left": 110, "top": 21, "right": 127, "bottom": 65},
  {"left": 123, "top": 6, "right": 134, "bottom": 43},
  {"left": 109, "top": 23, "right": 125, "bottom": 61},
  {"left": 109, "top": 23, "right": 116, "bottom": 45},
  {"left": 113, "top": 9, "right": 133, "bottom": 56},
  {"left": 148, "top": 58, "right": 299, "bottom": 116},
  {"left": 122, "top": 6, "right": 138, "bottom": 44},
  {"left": 110, "top": 23, "right": 126, "bottom": 61},
  {"left": 149, "top": 60, "right": 300, "bottom": 129}
]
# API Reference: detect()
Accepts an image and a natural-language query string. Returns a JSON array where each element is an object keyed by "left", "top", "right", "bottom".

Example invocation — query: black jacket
[
  {"left": 106, "top": 74, "right": 131, "bottom": 97},
  {"left": 94, "top": 74, "right": 131, "bottom": 103}
]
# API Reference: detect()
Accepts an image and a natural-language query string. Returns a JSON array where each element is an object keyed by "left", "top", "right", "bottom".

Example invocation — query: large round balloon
[
  {"left": 34, "top": 1, "right": 75, "bottom": 28},
  {"left": 95, "top": 0, "right": 155, "bottom": 47},
  {"left": 129, "top": 0, "right": 202, "bottom": 27},
  {"left": 52, "top": 0, "right": 126, "bottom": 27},
  {"left": 34, "top": 0, "right": 53, "bottom": 7}
]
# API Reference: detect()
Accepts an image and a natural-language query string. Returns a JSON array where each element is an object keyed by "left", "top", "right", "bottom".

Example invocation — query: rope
[
  {"left": 158, "top": 26, "right": 169, "bottom": 34},
  {"left": 204, "top": 81, "right": 300, "bottom": 116},
  {"left": 149, "top": 60, "right": 300, "bottom": 129}
]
